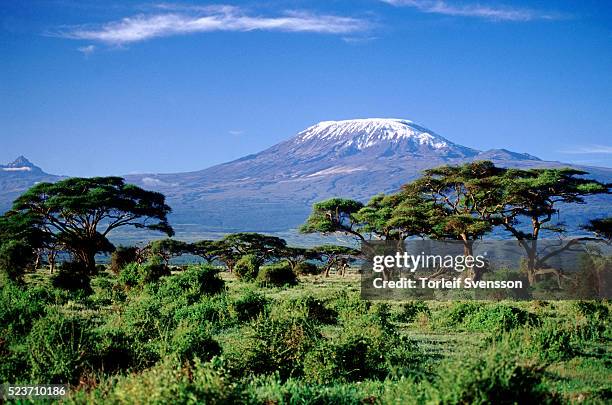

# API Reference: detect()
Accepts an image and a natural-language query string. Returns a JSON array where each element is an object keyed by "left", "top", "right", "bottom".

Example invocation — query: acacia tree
[
  {"left": 584, "top": 217, "right": 612, "bottom": 243},
  {"left": 280, "top": 246, "right": 321, "bottom": 271},
  {"left": 498, "top": 168, "right": 609, "bottom": 283},
  {"left": 148, "top": 238, "right": 190, "bottom": 266},
  {"left": 190, "top": 240, "right": 227, "bottom": 264},
  {"left": 300, "top": 198, "right": 365, "bottom": 241},
  {"left": 221, "top": 233, "right": 287, "bottom": 267},
  {"left": 311, "top": 245, "right": 360, "bottom": 277},
  {"left": 404, "top": 161, "right": 506, "bottom": 280},
  {"left": 0, "top": 211, "right": 48, "bottom": 279},
  {"left": 11, "top": 177, "right": 173, "bottom": 273}
]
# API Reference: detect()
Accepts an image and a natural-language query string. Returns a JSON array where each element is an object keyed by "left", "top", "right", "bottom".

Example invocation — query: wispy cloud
[
  {"left": 559, "top": 145, "right": 612, "bottom": 154},
  {"left": 228, "top": 130, "right": 244, "bottom": 136},
  {"left": 56, "top": 5, "right": 370, "bottom": 44},
  {"left": 381, "top": 0, "right": 563, "bottom": 22},
  {"left": 77, "top": 44, "right": 96, "bottom": 55}
]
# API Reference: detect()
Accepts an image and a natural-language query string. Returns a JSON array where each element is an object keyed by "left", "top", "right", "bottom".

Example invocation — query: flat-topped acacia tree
[{"left": 11, "top": 176, "right": 173, "bottom": 273}]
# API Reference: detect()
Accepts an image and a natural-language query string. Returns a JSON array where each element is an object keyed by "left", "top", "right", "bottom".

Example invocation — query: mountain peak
[
  {"left": 297, "top": 118, "right": 443, "bottom": 146},
  {"left": 291, "top": 118, "right": 478, "bottom": 158},
  {"left": 8, "top": 155, "right": 34, "bottom": 167},
  {"left": 1, "top": 155, "right": 41, "bottom": 172}
]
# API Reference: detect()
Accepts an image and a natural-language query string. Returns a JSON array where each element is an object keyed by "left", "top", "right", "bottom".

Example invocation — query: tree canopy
[{"left": 10, "top": 177, "right": 173, "bottom": 272}]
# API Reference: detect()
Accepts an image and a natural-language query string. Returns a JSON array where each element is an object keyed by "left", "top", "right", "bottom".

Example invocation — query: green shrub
[
  {"left": 225, "top": 315, "right": 320, "bottom": 379},
  {"left": 118, "top": 258, "right": 170, "bottom": 288},
  {"left": 395, "top": 301, "right": 431, "bottom": 323},
  {"left": 0, "top": 239, "right": 34, "bottom": 279},
  {"left": 437, "top": 301, "right": 484, "bottom": 327},
  {"left": 25, "top": 309, "right": 94, "bottom": 384},
  {"left": 524, "top": 323, "right": 575, "bottom": 362},
  {"left": 234, "top": 254, "right": 260, "bottom": 281},
  {"left": 52, "top": 261, "right": 93, "bottom": 293},
  {"left": 173, "top": 296, "right": 226, "bottom": 325},
  {"left": 229, "top": 289, "right": 268, "bottom": 322},
  {"left": 66, "top": 358, "right": 248, "bottom": 404},
  {"left": 303, "top": 318, "right": 422, "bottom": 383},
  {"left": 256, "top": 261, "right": 297, "bottom": 287},
  {"left": 294, "top": 261, "right": 320, "bottom": 275},
  {"left": 156, "top": 265, "right": 225, "bottom": 303},
  {"left": 573, "top": 300, "right": 609, "bottom": 320},
  {"left": 170, "top": 322, "right": 221, "bottom": 362},
  {"left": 464, "top": 304, "right": 539, "bottom": 334},
  {"left": 436, "top": 345, "right": 551, "bottom": 404},
  {"left": 280, "top": 295, "right": 337, "bottom": 324},
  {"left": 110, "top": 246, "right": 138, "bottom": 274},
  {"left": 0, "top": 281, "right": 49, "bottom": 339}
]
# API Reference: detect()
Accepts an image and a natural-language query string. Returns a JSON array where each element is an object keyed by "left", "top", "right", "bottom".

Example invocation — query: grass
[{"left": 1, "top": 267, "right": 610, "bottom": 404}]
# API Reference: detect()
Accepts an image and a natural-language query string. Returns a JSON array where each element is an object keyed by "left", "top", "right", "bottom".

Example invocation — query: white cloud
[
  {"left": 77, "top": 44, "right": 96, "bottom": 55},
  {"left": 58, "top": 6, "right": 370, "bottom": 44},
  {"left": 381, "top": 0, "right": 562, "bottom": 22},
  {"left": 559, "top": 145, "right": 612, "bottom": 154},
  {"left": 228, "top": 130, "right": 244, "bottom": 136}
]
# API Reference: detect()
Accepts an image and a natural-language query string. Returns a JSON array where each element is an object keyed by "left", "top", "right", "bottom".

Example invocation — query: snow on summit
[{"left": 296, "top": 118, "right": 451, "bottom": 150}]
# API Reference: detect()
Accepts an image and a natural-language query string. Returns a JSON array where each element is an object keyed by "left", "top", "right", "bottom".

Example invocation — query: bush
[
  {"left": 523, "top": 323, "right": 576, "bottom": 362},
  {"left": 463, "top": 304, "right": 539, "bottom": 334},
  {"left": 0, "top": 239, "right": 34, "bottom": 279},
  {"left": 25, "top": 310, "right": 94, "bottom": 384},
  {"left": 110, "top": 246, "right": 138, "bottom": 274},
  {"left": 229, "top": 289, "right": 268, "bottom": 322},
  {"left": 294, "top": 261, "right": 320, "bottom": 276},
  {"left": 234, "top": 254, "right": 260, "bottom": 281},
  {"left": 0, "top": 281, "right": 50, "bottom": 340},
  {"left": 66, "top": 358, "right": 248, "bottom": 404},
  {"left": 225, "top": 315, "right": 320, "bottom": 379},
  {"left": 256, "top": 261, "right": 298, "bottom": 287},
  {"left": 395, "top": 301, "right": 431, "bottom": 323},
  {"left": 437, "top": 301, "right": 483, "bottom": 327},
  {"left": 280, "top": 295, "right": 337, "bottom": 324},
  {"left": 118, "top": 258, "right": 170, "bottom": 288},
  {"left": 303, "top": 318, "right": 422, "bottom": 383},
  {"left": 157, "top": 265, "right": 225, "bottom": 303},
  {"left": 52, "top": 261, "right": 92, "bottom": 293},
  {"left": 171, "top": 322, "right": 221, "bottom": 362},
  {"left": 436, "top": 345, "right": 551, "bottom": 404}
]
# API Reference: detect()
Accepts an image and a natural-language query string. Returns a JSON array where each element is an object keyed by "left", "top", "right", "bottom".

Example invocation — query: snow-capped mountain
[
  {"left": 0, "top": 156, "right": 42, "bottom": 173},
  {"left": 0, "top": 156, "right": 62, "bottom": 212},
  {"left": 2, "top": 119, "right": 610, "bottom": 235},
  {"left": 120, "top": 118, "right": 610, "bottom": 233},
  {"left": 293, "top": 118, "right": 477, "bottom": 158}
]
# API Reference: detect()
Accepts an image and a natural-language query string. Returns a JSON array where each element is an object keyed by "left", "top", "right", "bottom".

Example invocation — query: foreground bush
[
  {"left": 25, "top": 309, "right": 95, "bottom": 384},
  {"left": 303, "top": 317, "right": 422, "bottom": 383},
  {"left": 0, "top": 239, "right": 34, "bottom": 280},
  {"left": 435, "top": 345, "right": 551, "bottom": 404},
  {"left": 256, "top": 261, "right": 298, "bottom": 287},
  {"left": 234, "top": 254, "right": 260, "bottom": 281},
  {"left": 52, "top": 261, "right": 93, "bottom": 293},
  {"left": 110, "top": 246, "right": 139, "bottom": 274},
  {"left": 156, "top": 264, "right": 225, "bottom": 301},
  {"left": 118, "top": 257, "right": 169, "bottom": 288},
  {"left": 294, "top": 261, "right": 320, "bottom": 276},
  {"left": 225, "top": 315, "right": 320, "bottom": 379},
  {"left": 66, "top": 358, "right": 248, "bottom": 404}
]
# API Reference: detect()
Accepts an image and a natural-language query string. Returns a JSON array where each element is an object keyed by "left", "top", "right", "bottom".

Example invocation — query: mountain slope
[
  {"left": 0, "top": 156, "right": 63, "bottom": 212},
  {"left": 2, "top": 119, "right": 610, "bottom": 234},
  {"left": 120, "top": 118, "right": 611, "bottom": 233}
]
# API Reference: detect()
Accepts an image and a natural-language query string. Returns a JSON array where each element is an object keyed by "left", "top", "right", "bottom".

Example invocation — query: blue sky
[{"left": 1, "top": 0, "right": 611, "bottom": 176}]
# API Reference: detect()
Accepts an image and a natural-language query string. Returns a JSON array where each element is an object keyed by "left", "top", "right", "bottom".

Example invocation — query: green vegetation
[
  {"left": 0, "top": 161, "right": 610, "bottom": 404},
  {"left": 1, "top": 271, "right": 610, "bottom": 404}
]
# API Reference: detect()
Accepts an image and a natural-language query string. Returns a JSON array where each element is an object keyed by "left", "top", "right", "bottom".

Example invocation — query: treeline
[
  {"left": 300, "top": 161, "right": 611, "bottom": 283},
  {"left": 0, "top": 161, "right": 610, "bottom": 290}
]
